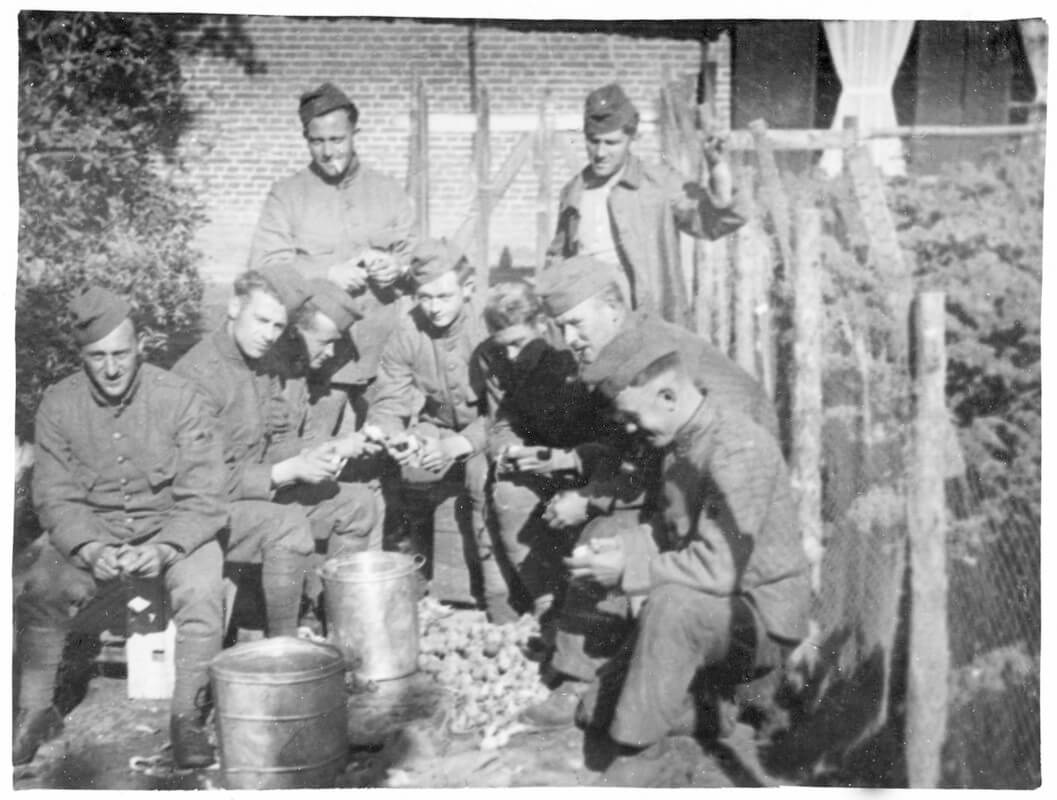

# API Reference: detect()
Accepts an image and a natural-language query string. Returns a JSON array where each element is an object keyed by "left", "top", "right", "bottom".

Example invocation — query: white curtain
[{"left": 820, "top": 20, "right": 916, "bottom": 177}]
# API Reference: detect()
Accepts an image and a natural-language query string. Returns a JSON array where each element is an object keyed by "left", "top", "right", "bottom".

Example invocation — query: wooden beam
[
  {"left": 473, "top": 86, "right": 491, "bottom": 276},
  {"left": 535, "top": 92, "right": 555, "bottom": 272},
  {"left": 905, "top": 291, "right": 950, "bottom": 788},
  {"left": 748, "top": 118, "right": 793, "bottom": 275}
]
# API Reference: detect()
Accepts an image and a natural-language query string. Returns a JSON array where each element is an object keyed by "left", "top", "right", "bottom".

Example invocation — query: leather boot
[
  {"left": 261, "top": 549, "right": 308, "bottom": 637},
  {"left": 170, "top": 713, "right": 215, "bottom": 769},
  {"left": 14, "top": 625, "right": 67, "bottom": 764},
  {"left": 13, "top": 706, "right": 64, "bottom": 766},
  {"left": 519, "top": 680, "right": 591, "bottom": 730}
]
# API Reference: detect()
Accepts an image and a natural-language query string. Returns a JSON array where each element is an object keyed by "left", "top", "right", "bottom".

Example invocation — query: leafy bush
[{"left": 16, "top": 11, "right": 261, "bottom": 437}]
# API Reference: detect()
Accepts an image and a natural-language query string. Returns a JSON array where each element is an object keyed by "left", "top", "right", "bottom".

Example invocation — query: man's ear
[
  {"left": 227, "top": 295, "right": 242, "bottom": 321},
  {"left": 136, "top": 331, "right": 147, "bottom": 357},
  {"left": 462, "top": 274, "right": 476, "bottom": 299}
]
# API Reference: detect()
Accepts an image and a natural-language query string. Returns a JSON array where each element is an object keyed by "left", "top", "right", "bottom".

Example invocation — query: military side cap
[
  {"left": 256, "top": 264, "right": 310, "bottom": 314},
  {"left": 307, "top": 278, "right": 360, "bottom": 332},
  {"left": 584, "top": 83, "right": 639, "bottom": 136},
  {"left": 69, "top": 286, "right": 132, "bottom": 346},
  {"left": 408, "top": 238, "right": 466, "bottom": 287},
  {"left": 536, "top": 256, "right": 625, "bottom": 317},
  {"left": 299, "top": 82, "right": 358, "bottom": 128},
  {"left": 582, "top": 317, "right": 680, "bottom": 397}
]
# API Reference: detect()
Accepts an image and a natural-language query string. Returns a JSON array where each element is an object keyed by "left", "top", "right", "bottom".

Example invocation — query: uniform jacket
[
  {"left": 270, "top": 330, "right": 358, "bottom": 446},
  {"left": 366, "top": 305, "right": 488, "bottom": 453},
  {"left": 622, "top": 398, "right": 811, "bottom": 642},
  {"left": 248, "top": 158, "right": 416, "bottom": 384},
  {"left": 173, "top": 327, "right": 302, "bottom": 501},
  {"left": 32, "top": 363, "right": 227, "bottom": 561},
  {"left": 545, "top": 155, "right": 747, "bottom": 329}
]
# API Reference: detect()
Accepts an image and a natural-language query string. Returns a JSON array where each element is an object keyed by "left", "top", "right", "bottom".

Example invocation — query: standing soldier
[
  {"left": 15, "top": 287, "right": 227, "bottom": 768},
  {"left": 546, "top": 83, "right": 745, "bottom": 329},
  {"left": 173, "top": 266, "right": 376, "bottom": 638},
  {"left": 249, "top": 81, "right": 416, "bottom": 405}
]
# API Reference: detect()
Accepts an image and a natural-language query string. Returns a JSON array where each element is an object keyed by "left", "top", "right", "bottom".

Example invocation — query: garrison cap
[
  {"left": 69, "top": 286, "right": 132, "bottom": 346},
  {"left": 255, "top": 264, "right": 310, "bottom": 315},
  {"left": 408, "top": 238, "right": 467, "bottom": 288},
  {"left": 536, "top": 256, "right": 625, "bottom": 317},
  {"left": 584, "top": 83, "right": 639, "bottom": 136},
  {"left": 582, "top": 317, "right": 681, "bottom": 397},
  {"left": 306, "top": 278, "right": 360, "bottom": 332},
  {"left": 299, "top": 82, "right": 358, "bottom": 128}
]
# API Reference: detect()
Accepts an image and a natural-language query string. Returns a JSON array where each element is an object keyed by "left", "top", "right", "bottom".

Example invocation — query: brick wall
[{"left": 180, "top": 16, "right": 730, "bottom": 283}]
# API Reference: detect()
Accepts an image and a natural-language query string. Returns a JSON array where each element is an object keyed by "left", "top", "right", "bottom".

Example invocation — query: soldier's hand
[
  {"left": 363, "top": 249, "right": 403, "bottom": 288},
  {"left": 702, "top": 131, "right": 734, "bottom": 207},
  {"left": 419, "top": 435, "right": 472, "bottom": 473},
  {"left": 542, "top": 489, "right": 591, "bottom": 529},
  {"left": 564, "top": 536, "right": 625, "bottom": 588},
  {"left": 385, "top": 433, "right": 421, "bottom": 466},
  {"left": 505, "top": 445, "right": 579, "bottom": 475},
  {"left": 327, "top": 260, "right": 369, "bottom": 293},
  {"left": 120, "top": 544, "right": 178, "bottom": 578},
  {"left": 82, "top": 543, "right": 123, "bottom": 581},
  {"left": 332, "top": 432, "right": 382, "bottom": 460}
]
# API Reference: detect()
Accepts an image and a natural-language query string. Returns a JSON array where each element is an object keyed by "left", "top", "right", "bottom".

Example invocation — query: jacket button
[
  {"left": 117, "top": 455, "right": 126, "bottom": 463},
  {"left": 113, "top": 432, "right": 122, "bottom": 439}
]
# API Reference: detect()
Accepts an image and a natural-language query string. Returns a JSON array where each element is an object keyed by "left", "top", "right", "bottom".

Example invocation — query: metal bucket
[
  {"left": 320, "top": 551, "right": 425, "bottom": 681},
  {"left": 209, "top": 637, "right": 348, "bottom": 790}
]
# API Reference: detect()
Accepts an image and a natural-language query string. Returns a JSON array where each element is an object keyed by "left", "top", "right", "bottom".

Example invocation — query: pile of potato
[{"left": 416, "top": 603, "right": 551, "bottom": 734}]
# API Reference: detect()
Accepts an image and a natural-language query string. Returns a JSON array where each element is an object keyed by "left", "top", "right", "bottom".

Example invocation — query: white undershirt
[{"left": 576, "top": 168, "right": 624, "bottom": 266}]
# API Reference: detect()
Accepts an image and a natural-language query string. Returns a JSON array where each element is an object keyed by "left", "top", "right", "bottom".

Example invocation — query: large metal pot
[
  {"left": 209, "top": 636, "right": 348, "bottom": 790},
  {"left": 320, "top": 551, "right": 425, "bottom": 681}
]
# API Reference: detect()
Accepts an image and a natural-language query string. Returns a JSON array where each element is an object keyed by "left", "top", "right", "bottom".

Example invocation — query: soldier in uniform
[
  {"left": 364, "top": 239, "right": 514, "bottom": 621},
  {"left": 15, "top": 287, "right": 227, "bottom": 767},
  {"left": 173, "top": 266, "right": 376, "bottom": 638},
  {"left": 561, "top": 328, "right": 811, "bottom": 785},
  {"left": 473, "top": 280, "right": 614, "bottom": 624},
  {"left": 545, "top": 83, "right": 745, "bottom": 329},
  {"left": 249, "top": 81, "right": 416, "bottom": 405},
  {"left": 521, "top": 255, "right": 781, "bottom": 728}
]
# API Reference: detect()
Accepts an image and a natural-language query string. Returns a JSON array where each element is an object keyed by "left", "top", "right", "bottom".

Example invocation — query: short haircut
[
  {"left": 484, "top": 281, "right": 543, "bottom": 333},
  {"left": 233, "top": 269, "right": 284, "bottom": 306},
  {"left": 621, "top": 119, "right": 639, "bottom": 136},
  {"left": 627, "top": 350, "right": 685, "bottom": 388}
]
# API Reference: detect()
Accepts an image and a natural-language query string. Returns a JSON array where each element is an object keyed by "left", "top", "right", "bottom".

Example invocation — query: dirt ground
[{"left": 12, "top": 617, "right": 782, "bottom": 791}]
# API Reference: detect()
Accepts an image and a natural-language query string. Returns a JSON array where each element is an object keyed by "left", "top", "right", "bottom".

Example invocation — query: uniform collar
[
  {"left": 213, "top": 324, "right": 260, "bottom": 371},
  {"left": 86, "top": 362, "right": 144, "bottom": 412},
  {"left": 581, "top": 154, "right": 643, "bottom": 191}
]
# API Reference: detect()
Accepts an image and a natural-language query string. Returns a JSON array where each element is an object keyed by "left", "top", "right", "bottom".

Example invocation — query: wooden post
[
  {"left": 906, "top": 291, "right": 950, "bottom": 788},
  {"left": 408, "top": 73, "right": 430, "bottom": 239},
  {"left": 535, "top": 91, "right": 554, "bottom": 272},
  {"left": 748, "top": 118, "right": 794, "bottom": 276},
  {"left": 791, "top": 207, "right": 824, "bottom": 593},
  {"left": 732, "top": 223, "right": 759, "bottom": 377},
  {"left": 473, "top": 86, "right": 491, "bottom": 279},
  {"left": 846, "top": 123, "right": 912, "bottom": 359},
  {"left": 754, "top": 233, "right": 776, "bottom": 401}
]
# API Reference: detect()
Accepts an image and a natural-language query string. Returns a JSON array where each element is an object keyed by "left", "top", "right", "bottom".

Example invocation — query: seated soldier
[
  {"left": 522, "top": 255, "right": 782, "bottom": 728},
  {"left": 473, "top": 281, "right": 614, "bottom": 623},
  {"left": 173, "top": 265, "right": 376, "bottom": 638},
  {"left": 15, "top": 287, "right": 227, "bottom": 767},
  {"left": 564, "top": 325, "right": 810, "bottom": 785},
  {"left": 364, "top": 239, "right": 513, "bottom": 621}
]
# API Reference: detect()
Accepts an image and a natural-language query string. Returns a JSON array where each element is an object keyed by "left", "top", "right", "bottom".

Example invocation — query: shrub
[{"left": 16, "top": 11, "right": 261, "bottom": 434}]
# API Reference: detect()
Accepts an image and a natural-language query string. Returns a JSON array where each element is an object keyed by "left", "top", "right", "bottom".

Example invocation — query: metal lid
[{"left": 209, "top": 636, "right": 345, "bottom": 683}]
